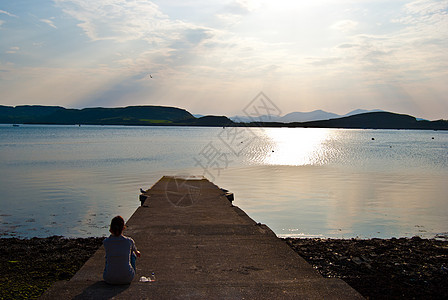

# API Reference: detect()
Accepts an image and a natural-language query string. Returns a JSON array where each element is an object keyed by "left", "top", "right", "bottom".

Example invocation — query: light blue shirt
[{"left": 103, "top": 235, "right": 137, "bottom": 284}]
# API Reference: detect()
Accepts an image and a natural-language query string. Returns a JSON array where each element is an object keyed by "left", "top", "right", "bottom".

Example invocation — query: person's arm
[{"left": 131, "top": 238, "right": 141, "bottom": 257}]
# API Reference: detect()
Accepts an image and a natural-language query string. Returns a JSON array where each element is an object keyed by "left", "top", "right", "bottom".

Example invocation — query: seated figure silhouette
[{"left": 103, "top": 216, "right": 141, "bottom": 284}]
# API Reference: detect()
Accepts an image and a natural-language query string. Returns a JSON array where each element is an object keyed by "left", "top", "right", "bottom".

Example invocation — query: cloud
[
  {"left": 6, "top": 46, "right": 20, "bottom": 54},
  {"left": 222, "top": 0, "right": 253, "bottom": 15},
  {"left": 404, "top": 0, "right": 448, "bottom": 16},
  {"left": 330, "top": 20, "right": 359, "bottom": 32},
  {"left": 53, "top": 0, "right": 219, "bottom": 77},
  {"left": 392, "top": 0, "right": 448, "bottom": 31},
  {"left": 283, "top": 0, "right": 448, "bottom": 118},
  {"left": 54, "top": 0, "right": 174, "bottom": 42},
  {"left": 0, "top": 9, "right": 17, "bottom": 18},
  {"left": 331, "top": 0, "right": 448, "bottom": 81},
  {"left": 40, "top": 19, "right": 57, "bottom": 28},
  {"left": 337, "top": 43, "right": 356, "bottom": 49},
  {"left": 306, "top": 57, "right": 342, "bottom": 66},
  {"left": 0, "top": 9, "right": 17, "bottom": 28},
  {"left": 216, "top": 0, "right": 254, "bottom": 25},
  {"left": 53, "top": 0, "right": 224, "bottom": 73},
  {"left": 185, "top": 28, "right": 213, "bottom": 44}
]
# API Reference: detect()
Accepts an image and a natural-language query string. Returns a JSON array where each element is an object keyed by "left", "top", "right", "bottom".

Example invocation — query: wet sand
[{"left": 1, "top": 236, "right": 447, "bottom": 299}]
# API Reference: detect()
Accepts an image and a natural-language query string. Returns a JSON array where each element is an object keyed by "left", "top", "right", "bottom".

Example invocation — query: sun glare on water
[{"left": 260, "top": 128, "right": 333, "bottom": 166}]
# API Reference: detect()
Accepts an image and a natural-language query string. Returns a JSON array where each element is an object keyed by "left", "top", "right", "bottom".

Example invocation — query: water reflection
[
  {"left": 254, "top": 128, "right": 333, "bottom": 166},
  {"left": 214, "top": 165, "right": 448, "bottom": 239},
  {"left": 1, "top": 125, "right": 447, "bottom": 239}
]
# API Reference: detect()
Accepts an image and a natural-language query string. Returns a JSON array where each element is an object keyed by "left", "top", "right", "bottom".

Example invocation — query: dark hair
[{"left": 110, "top": 216, "right": 125, "bottom": 236}]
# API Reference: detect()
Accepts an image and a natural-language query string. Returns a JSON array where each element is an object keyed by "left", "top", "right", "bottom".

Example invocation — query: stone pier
[{"left": 42, "top": 176, "right": 363, "bottom": 299}]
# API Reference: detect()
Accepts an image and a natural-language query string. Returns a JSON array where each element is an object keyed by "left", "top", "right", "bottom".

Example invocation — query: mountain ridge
[
  {"left": 247, "top": 111, "right": 448, "bottom": 130},
  {"left": 0, "top": 105, "right": 198, "bottom": 125},
  {"left": 1, "top": 105, "right": 446, "bottom": 129},
  {"left": 230, "top": 109, "right": 384, "bottom": 123}
]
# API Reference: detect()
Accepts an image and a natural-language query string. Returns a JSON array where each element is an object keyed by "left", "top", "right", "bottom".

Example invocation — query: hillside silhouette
[
  {"left": 250, "top": 111, "right": 448, "bottom": 130},
  {"left": 1, "top": 105, "right": 446, "bottom": 129},
  {"left": 0, "top": 105, "right": 210, "bottom": 126}
]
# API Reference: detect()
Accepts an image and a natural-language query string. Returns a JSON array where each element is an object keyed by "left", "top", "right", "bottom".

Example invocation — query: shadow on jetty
[{"left": 73, "top": 281, "right": 129, "bottom": 300}]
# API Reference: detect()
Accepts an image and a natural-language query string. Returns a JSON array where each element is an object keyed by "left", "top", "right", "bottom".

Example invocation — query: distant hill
[
  {"left": 178, "top": 115, "right": 234, "bottom": 126},
  {"left": 280, "top": 110, "right": 340, "bottom": 122},
  {"left": 0, "top": 105, "right": 193, "bottom": 125},
  {"left": 1, "top": 105, "right": 445, "bottom": 129},
  {"left": 0, "top": 105, "right": 66, "bottom": 124},
  {"left": 50, "top": 106, "right": 196, "bottom": 125},
  {"left": 298, "top": 112, "right": 418, "bottom": 129},
  {"left": 0, "top": 105, "right": 235, "bottom": 127},
  {"left": 230, "top": 109, "right": 383, "bottom": 123},
  {"left": 343, "top": 109, "right": 384, "bottom": 117},
  {"left": 249, "top": 112, "right": 448, "bottom": 130}
]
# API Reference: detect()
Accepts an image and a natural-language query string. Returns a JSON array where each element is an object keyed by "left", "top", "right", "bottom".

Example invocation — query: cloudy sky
[{"left": 1, "top": 0, "right": 447, "bottom": 119}]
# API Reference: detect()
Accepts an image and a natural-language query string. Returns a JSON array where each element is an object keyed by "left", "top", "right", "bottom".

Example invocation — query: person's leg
[{"left": 131, "top": 253, "right": 137, "bottom": 271}]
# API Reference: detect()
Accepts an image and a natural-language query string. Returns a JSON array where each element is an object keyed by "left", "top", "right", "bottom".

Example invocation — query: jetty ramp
[{"left": 42, "top": 176, "right": 363, "bottom": 299}]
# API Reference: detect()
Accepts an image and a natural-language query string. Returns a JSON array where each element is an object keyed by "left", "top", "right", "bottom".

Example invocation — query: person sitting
[{"left": 103, "top": 216, "right": 141, "bottom": 284}]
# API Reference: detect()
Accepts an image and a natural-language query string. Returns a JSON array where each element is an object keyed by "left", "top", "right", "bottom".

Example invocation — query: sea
[{"left": 0, "top": 124, "right": 447, "bottom": 239}]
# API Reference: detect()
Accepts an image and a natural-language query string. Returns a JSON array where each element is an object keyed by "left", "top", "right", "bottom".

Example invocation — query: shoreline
[
  {"left": 3, "top": 122, "right": 448, "bottom": 131},
  {"left": 1, "top": 236, "right": 447, "bottom": 299}
]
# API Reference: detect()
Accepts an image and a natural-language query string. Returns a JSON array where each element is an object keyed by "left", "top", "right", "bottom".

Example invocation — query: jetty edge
[{"left": 42, "top": 176, "right": 363, "bottom": 299}]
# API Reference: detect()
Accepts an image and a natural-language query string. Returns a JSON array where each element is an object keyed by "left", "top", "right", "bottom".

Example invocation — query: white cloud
[
  {"left": 216, "top": 0, "right": 255, "bottom": 25},
  {"left": 0, "top": 9, "right": 17, "bottom": 18},
  {"left": 405, "top": 0, "right": 448, "bottom": 16},
  {"left": 306, "top": 57, "right": 342, "bottom": 67},
  {"left": 6, "top": 46, "right": 20, "bottom": 54},
  {"left": 0, "top": 9, "right": 17, "bottom": 28},
  {"left": 40, "top": 19, "right": 57, "bottom": 29},
  {"left": 52, "top": 0, "right": 224, "bottom": 74},
  {"left": 326, "top": 0, "right": 448, "bottom": 78},
  {"left": 222, "top": 0, "right": 253, "bottom": 15},
  {"left": 330, "top": 20, "right": 359, "bottom": 32},
  {"left": 392, "top": 0, "right": 448, "bottom": 27},
  {"left": 54, "top": 0, "right": 175, "bottom": 42}
]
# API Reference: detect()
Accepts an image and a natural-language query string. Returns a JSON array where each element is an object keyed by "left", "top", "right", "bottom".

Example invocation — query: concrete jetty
[{"left": 42, "top": 176, "right": 363, "bottom": 299}]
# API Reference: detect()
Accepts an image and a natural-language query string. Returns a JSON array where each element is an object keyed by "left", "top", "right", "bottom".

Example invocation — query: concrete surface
[{"left": 42, "top": 176, "right": 364, "bottom": 299}]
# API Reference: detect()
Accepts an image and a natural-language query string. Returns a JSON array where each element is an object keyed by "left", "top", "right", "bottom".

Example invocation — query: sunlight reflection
[{"left": 261, "top": 128, "right": 332, "bottom": 166}]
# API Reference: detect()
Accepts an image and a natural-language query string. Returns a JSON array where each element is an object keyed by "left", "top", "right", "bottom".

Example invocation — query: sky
[{"left": 0, "top": 0, "right": 447, "bottom": 120}]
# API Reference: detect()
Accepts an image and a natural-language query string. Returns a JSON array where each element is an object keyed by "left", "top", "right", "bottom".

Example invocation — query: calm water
[{"left": 0, "top": 124, "right": 447, "bottom": 239}]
